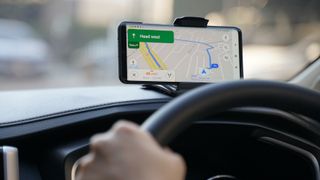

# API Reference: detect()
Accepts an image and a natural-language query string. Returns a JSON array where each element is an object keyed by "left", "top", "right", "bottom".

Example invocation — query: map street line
[
  {"left": 194, "top": 56, "right": 199, "bottom": 75},
  {"left": 173, "top": 46, "right": 191, "bottom": 70},
  {"left": 145, "top": 42, "right": 167, "bottom": 70},
  {"left": 218, "top": 52, "right": 225, "bottom": 80},
  {"left": 175, "top": 38, "right": 215, "bottom": 69},
  {"left": 163, "top": 45, "right": 175, "bottom": 63},
  {"left": 206, "top": 46, "right": 214, "bottom": 67},
  {"left": 145, "top": 42, "right": 161, "bottom": 68},
  {"left": 186, "top": 44, "right": 199, "bottom": 78},
  {"left": 139, "top": 42, "right": 159, "bottom": 70}
]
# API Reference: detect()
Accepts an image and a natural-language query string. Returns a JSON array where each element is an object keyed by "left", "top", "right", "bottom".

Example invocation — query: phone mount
[{"left": 142, "top": 17, "right": 209, "bottom": 96}]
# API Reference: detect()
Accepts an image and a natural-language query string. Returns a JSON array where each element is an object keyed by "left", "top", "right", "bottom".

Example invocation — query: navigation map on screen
[{"left": 126, "top": 24, "right": 240, "bottom": 83}]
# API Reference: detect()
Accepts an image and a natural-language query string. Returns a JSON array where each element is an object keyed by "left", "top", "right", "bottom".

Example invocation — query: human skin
[{"left": 76, "top": 120, "right": 186, "bottom": 180}]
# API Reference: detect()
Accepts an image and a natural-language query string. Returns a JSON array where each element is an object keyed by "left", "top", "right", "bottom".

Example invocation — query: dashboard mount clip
[
  {"left": 142, "top": 16, "right": 209, "bottom": 97},
  {"left": 174, "top": 16, "right": 209, "bottom": 27}
]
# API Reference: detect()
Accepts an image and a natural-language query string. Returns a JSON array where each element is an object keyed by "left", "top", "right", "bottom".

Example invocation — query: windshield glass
[{"left": 0, "top": 0, "right": 319, "bottom": 91}]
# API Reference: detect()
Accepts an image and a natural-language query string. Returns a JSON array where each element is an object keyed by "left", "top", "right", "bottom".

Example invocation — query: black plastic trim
[{"left": 260, "top": 136, "right": 320, "bottom": 180}]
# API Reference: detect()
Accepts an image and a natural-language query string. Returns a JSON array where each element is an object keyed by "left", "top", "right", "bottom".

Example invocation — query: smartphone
[{"left": 118, "top": 21, "right": 243, "bottom": 84}]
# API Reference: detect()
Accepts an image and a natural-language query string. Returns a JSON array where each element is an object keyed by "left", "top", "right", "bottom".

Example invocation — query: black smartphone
[{"left": 118, "top": 21, "right": 243, "bottom": 84}]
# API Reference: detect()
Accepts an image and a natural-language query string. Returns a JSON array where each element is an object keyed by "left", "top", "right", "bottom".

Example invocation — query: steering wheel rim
[{"left": 141, "top": 80, "right": 320, "bottom": 145}]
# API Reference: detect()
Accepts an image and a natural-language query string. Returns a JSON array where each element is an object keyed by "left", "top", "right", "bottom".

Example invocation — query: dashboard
[{"left": 0, "top": 86, "right": 319, "bottom": 180}]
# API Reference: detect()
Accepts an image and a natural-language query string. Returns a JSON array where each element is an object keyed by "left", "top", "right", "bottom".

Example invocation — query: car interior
[{"left": 0, "top": 0, "right": 320, "bottom": 180}]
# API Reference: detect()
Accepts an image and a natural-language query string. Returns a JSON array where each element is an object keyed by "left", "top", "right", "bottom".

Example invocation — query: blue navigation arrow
[{"left": 210, "top": 64, "right": 219, "bottom": 69}]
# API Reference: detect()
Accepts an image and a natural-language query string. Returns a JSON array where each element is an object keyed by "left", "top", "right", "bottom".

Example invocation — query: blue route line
[
  {"left": 175, "top": 38, "right": 215, "bottom": 69},
  {"left": 206, "top": 47, "right": 214, "bottom": 68},
  {"left": 145, "top": 42, "right": 162, "bottom": 69}
]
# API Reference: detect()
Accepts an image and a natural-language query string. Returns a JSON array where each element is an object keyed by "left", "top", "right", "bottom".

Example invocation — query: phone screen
[{"left": 120, "top": 23, "right": 242, "bottom": 83}]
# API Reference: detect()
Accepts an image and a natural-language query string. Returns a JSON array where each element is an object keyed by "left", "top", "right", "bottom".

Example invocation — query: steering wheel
[{"left": 141, "top": 80, "right": 320, "bottom": 145}]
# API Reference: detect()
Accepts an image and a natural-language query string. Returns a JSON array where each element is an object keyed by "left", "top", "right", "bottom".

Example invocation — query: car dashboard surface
[{"left": 0, "top": 86, "right": 319, "bottom": 180}]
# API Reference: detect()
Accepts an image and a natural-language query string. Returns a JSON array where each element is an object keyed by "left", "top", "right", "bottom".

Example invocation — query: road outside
[{"left": 0, "top": 60, "right": 121, "bottom": 91}]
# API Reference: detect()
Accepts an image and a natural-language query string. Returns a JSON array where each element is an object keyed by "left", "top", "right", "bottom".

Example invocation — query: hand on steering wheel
[{"left": 76, "top": 121, "right": 186, "bottom": 180}]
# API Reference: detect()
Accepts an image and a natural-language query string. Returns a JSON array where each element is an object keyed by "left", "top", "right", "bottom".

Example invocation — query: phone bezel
[{"left": 118, "top": 21, "right": 243, "bottom": 84}]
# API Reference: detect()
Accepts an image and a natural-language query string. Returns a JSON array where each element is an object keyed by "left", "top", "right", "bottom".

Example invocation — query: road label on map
[{"left": 128, "top": 42, "right": 139, "bottom": 49}]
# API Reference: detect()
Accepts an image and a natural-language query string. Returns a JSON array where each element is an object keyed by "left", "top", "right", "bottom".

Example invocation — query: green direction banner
[{"left": 128, "top": 29, "right": 174, "bottom": 43}]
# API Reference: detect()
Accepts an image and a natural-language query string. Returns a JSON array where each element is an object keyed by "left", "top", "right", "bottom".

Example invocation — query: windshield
[{"left": 0, "top": 0, "right": 319, "bottom": 91}]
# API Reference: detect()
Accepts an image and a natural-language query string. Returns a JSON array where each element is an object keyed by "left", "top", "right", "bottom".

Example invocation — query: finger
[
  {"left": 115, "top": 120, "right": 162, "bottom": 149},
  {"left": 111, "top": 120, "right": 144, "bottom": 139},
  {"left": 164, "top": 147, "right": 173, "bottom": 152},
  {"left": 78, "top": 153, "right": 94, "bottom": 172},
  {"left": 90, "top": 132, "right": 114, "bottom": 156},
  {"left": 170, "top": 153, "right": 187, "bottom": 173},
  {"left": 162, "top": 147, "right": 186, "bottom": 171},
  {"left": 112, "top": 120, "right": 139, "bottom": 132},
  {"left": 90, "top": 121, "right": 139, "bottom": 155}
]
